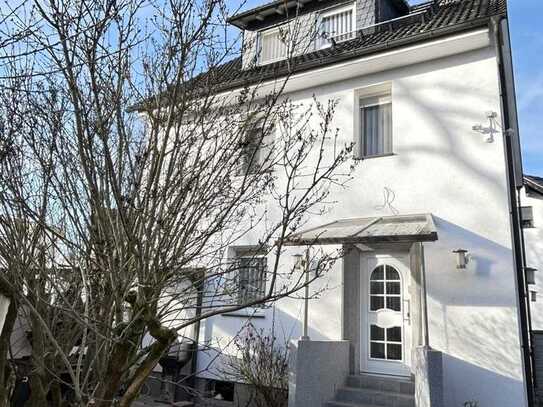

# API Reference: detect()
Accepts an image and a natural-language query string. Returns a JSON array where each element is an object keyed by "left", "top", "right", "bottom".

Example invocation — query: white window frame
[
  {"left": 355, "top": 92, "right": 393, "bottom": 159},
  {"left": 257, "top": 24, "right": 291, "bottom": 65},
  {"left": 317, "top": 2, "right": 356, "bottom": 49}
]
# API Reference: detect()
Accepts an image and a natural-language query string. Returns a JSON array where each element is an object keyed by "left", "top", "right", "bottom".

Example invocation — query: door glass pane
[
  {"left": 371, "top": 325, "right": 384, "bottom": 341},
  {"left": 370, "top": 342, "right": 385, "bottom": 359},
  {"left": 386, "top": 267, "right": 400, "bottom": 280},
  {"left": 387, "top": 296, "right": 401, "bottom": 312},
  {"left": 371, "top": 281, "right": 384, "bottom": 294},
  {"left": 386, "top": 282, "right": 400, "bottom": 295},
  {"left": 387, "top": 344, "right": 402, "bottom": 361},
  {"left": 370, "top": 296, "right": 384, "bottom": 311},
  {"left": 387, "top": 327, "right": 402, "bottom": 342},
  {"left": 370, "top": 265, "right": 384, "bottom": 280}
]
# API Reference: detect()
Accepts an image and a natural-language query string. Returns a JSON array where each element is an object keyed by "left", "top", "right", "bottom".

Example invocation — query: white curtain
[{"left": 362, "top": 102, "right": 392, "bottom": 157}]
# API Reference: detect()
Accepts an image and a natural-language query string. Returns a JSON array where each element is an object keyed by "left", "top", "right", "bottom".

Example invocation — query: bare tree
[
  {"left": 0, "top": 1, "right": 354, "bottom": 406},
  {"left": 220, "top": 322, "right": 289, "bottom": 407}
]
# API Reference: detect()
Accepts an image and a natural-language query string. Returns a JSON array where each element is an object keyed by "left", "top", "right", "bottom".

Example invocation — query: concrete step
[
  {"left": 334, "top": 386, "right": 415, "bottom": 407},
  {"left": 325, "top": 401, "right": 383, "bottom": 407},
  {"left": 346, "top": 374, "right": 415, "bottom": 395}
]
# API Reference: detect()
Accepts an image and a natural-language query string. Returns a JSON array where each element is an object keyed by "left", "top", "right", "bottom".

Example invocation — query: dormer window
[
  {"left": 258, "top": 25, "right": 289, "bottom": 65},
  {"left": 317, "top": 3, "right": 356, "bottom": 48}
]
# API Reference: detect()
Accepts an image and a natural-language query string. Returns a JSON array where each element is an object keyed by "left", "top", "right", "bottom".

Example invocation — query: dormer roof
[{"left": 228, "top": 0, "right": 410, "bottom": 30}]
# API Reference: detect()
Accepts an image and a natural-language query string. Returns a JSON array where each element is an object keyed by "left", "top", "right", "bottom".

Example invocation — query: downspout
[
  {"left": 188, "top": 278, "right": 204, "bottom": 401},
  {"left": 491, "top": 16, "right": 535, "bottom": 406},
  {"left": 420, "top": 244, "right": 430, "bottom": 348}
]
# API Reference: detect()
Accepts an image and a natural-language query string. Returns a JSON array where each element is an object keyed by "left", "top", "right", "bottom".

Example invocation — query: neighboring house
[
  {"left": 140, "top": 1, "right": 535, "bottom": 407},
  {"left": 522, "top": 175, "right": 543, "bottom": 404}
]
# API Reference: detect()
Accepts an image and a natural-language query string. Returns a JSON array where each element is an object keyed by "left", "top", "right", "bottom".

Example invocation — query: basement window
[
  {"left": 204, "top": 379, "right": 235, "bottom": 401},
  {"left": 521, "top": 206, "right": 535, "bottom": 228}
]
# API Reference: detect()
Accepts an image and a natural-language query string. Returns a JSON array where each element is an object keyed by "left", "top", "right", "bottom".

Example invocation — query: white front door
[{"left": 360, "top": 253, "right": 411, "bottom": 376}]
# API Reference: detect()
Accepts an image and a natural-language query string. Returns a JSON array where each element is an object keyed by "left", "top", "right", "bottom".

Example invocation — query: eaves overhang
[
  {"left": 525, "top": 175, "right": 543, "bottom": 196},
  {"left": 228, "top": 0, "right": 410, "bottom": 30}
]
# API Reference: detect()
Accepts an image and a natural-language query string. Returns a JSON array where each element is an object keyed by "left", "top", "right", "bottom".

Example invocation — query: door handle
[{"left": 403, "top": 299, "right": 410, "bottom": 324}]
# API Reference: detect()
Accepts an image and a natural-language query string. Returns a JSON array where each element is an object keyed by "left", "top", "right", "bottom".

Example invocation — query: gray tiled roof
[
  {"left": 201, "top": 0, "right": 505, "bottom": 90},
  {"left": 525, "top": 175, "right": 543, "bottom": 195},
  {"left": 134, "top": 0, "right": 506, "bottom": 111}
]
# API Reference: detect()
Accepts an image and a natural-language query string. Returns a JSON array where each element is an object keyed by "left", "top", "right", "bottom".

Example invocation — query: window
[
  {"left": 358, "top": 94, "right": 392, "bottom": 158},
  {"left": 235, "top": 248, "right": 267, "bottom": 305},
  {"left": 318, "top": 4, "right": 356, "bottom": 48},
  {"left": 239, "top": 120, "right": 263, "bottom": 175},
  {"left": 204, "top": 379, "right": 235, "bottom": 401},
  {"left": 258, "top": 26, "right": 288, "bottom": 65},
  {"left": 521, "top": 206, "right": 535, "bottom": 228}
]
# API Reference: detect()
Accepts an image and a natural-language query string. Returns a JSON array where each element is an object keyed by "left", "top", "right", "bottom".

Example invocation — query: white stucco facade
[{"left": 195, "top": 28, "right": 528, "bottom": 407}]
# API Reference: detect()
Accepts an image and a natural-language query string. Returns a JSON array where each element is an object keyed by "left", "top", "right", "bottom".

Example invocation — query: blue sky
[
  {"left": 508, "top": 0, "right": 542, "bottom": 177},
  {"left": 233, "top": 0, "right": 542, "bottom": 176}
]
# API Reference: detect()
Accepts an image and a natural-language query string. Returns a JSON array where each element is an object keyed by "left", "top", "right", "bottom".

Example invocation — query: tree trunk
[
  {"left": 0, "top": 299, "right": 17, "bottom": 407},
  {"left": 118, "top": 329, "right": 176, "bottom": 407}
]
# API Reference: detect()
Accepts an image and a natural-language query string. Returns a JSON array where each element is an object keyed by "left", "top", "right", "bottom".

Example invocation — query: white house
[
  {"left": 147, "top": 1, "right": 537, "bottom": 407},
  {"left": 521, "top": 175, "right": 543, "bottom": 404}
]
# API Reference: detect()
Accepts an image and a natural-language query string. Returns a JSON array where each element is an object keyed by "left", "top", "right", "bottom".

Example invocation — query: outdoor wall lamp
[
  {"left": 472, "top": 111, "right": 498, "bottom": 143},
  {"left": 453, "top": 249, "right": 469, "bottom": 269},
  {"left": 526, "top": 267, "right": 537, "bottom": 285}
]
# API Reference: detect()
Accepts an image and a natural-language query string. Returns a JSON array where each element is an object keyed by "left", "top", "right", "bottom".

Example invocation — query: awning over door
[{"left": 284, "top": 214, "right": 438, "bottom": 246}]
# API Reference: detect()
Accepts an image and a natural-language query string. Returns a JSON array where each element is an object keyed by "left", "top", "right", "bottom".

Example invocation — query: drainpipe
[
  {"left": 301, "top": 248, "right": 310, "bottom": 341},
  {"left": 188, "top": 277, "right": 204, "bottom": 401},
  {"left": 420, "top": 244, "right": 430, "bottom": 348},
  {"left": 491, "top": 16, "right": 535, "bottom": 406}
]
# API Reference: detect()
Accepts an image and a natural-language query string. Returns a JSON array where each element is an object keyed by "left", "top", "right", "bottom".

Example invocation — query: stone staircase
[{"left": 325, "top": 373, "right": 415, "bottom": 407}]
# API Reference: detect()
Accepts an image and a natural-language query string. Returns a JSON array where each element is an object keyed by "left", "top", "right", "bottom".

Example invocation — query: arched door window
[
  {"left": 369, "top": 264, "right": 403, "bottom": 361},
  {"left": 369, "top": 265, "right": 401, "bottom": 311}
]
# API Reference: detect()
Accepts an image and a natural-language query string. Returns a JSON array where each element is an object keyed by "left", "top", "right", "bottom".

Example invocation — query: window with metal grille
[
  {"left": 235, "top": 249, "right": 267, "bottom": 305},
  {"left": 521, "top": 206, "right": 535, "bottom": 228},
  {"left": 258, "top": 26, "right": 288, "bottom": 64},
  {"left": 318, "top": 4, "right": 356, "bottom": 48}
]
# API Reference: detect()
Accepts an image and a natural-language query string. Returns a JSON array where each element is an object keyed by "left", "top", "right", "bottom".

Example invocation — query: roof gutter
[{"left": 491, "top": 15, "right": 535, "bottom": 407}]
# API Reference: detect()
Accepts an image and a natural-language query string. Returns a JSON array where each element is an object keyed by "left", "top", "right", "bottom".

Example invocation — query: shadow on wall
[
  {"left": 424, "top": 217, "right": 525, "bottom": 404},
  {"left": 441, "top": 353, "right": 524, "bottom": 407},
  {"left": 428, "top": 217, "right": 516, "bottom": 308}
]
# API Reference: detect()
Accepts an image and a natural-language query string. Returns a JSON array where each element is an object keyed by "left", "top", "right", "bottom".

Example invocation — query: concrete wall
[
  {"left": 414, "top": 347, "right": 444, "bottom": 407},
  {"left": 198, "top": 40, "right": 527, "bottom": 406},
  {"left": 288, "top": 340, "right": 350, "bottom": 407}
]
